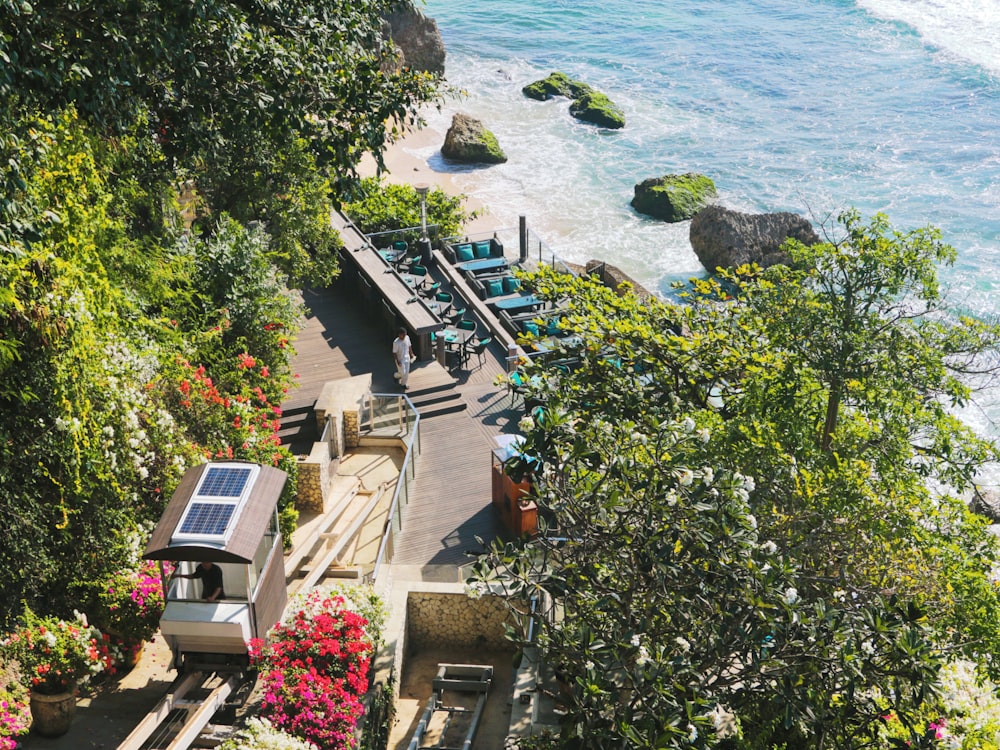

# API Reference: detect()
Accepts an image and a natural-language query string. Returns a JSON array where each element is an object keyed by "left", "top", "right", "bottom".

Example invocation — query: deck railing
[
  {"left": 365, "top": 223, "right": 441, "bottom": 247},
  {"left": 524, "top": 227, "right": 577, "bottom": 276},
  {"left": 366, "top": 393, "right": 422, "bottom": 584}
]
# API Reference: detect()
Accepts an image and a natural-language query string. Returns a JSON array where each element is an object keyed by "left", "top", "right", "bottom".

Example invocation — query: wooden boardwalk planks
[{"left": 280, "top": 275, "right": 524, "bottom": 574}]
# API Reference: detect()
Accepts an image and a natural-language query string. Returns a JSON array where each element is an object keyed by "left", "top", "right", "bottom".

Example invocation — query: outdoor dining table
[
  {"left": 378, "top": 246, "right": 407, "bottom": 264},
  {"left": 456, "top": 257, "right": 509, "bottom": 275},
  {"left": 426, "top": 300, "right": 451, "bottom": 319},
  {"left": 397, "top": 272, "right": 421, "bottom": 289},
  {"left": 440, "top": 327, "right": 474, "bottom": 348},
  {"left": 491, "top": 293, "right": 543, "bottom": 314},
  {"left": 435, "top": 326, "right": 476, "bottom": 370}
]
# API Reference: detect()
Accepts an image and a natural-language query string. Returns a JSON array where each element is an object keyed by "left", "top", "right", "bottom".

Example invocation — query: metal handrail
[{"left": 367, "top": 393, "right": 421, "bottom": 583}]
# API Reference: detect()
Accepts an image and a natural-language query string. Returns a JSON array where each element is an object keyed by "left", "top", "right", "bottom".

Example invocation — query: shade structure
[{"left": 144, "top": 461, "right": 287, "bottom": 564}]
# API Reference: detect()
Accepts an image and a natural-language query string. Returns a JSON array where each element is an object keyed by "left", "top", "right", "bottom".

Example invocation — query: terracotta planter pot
[{"left": 30, "top": 685, "right": 77, "bottom": 737}]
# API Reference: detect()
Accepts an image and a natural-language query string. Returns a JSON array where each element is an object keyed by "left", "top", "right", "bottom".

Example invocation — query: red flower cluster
[
  {"left": 249, "top": 592, "right": 373, "bottom": 750},
  {"left": 167, "top": 358, "right": 285, "bottom": 466}
]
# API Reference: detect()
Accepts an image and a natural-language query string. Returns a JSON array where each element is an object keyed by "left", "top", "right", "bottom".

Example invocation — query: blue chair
[{"left": 509, "top": 369, "right": 530, "bottom": 404}]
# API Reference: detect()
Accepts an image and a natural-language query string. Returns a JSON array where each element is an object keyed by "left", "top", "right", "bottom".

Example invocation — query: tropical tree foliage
[
  {"left": 475, "top": 212, "right": 1000, "bottom": 748},
  {"left": 0, "top": 0, "right": 442, "bottom": 623},
  {"left": 0, "top": 0, "right": 444, "bottom": 281},
  {"left": 0, "top": 110, "right": 302, "bottom": 624},
  {"left": 343, "top": 176, "right": 476, "bottom": 241}
]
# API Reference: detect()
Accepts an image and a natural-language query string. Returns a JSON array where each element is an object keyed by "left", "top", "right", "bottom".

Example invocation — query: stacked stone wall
[
  {"left": 344, "top": 409, "right": 360, "bottom": 449},
  {"left": 295, "top": 441, "right": 333, "bottom": 513},
  {"left": 406, "top": 592, "right": 512, "bottom": 650}
]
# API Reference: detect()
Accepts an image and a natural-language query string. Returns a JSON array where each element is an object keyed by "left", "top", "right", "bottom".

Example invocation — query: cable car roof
[{"left": 144, "top": 461, "right": 287, "bottom": 564}]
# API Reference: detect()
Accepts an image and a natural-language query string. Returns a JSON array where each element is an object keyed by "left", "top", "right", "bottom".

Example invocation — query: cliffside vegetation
[{"left": 0, "top": 0, "right": 442, "bottom": 624}]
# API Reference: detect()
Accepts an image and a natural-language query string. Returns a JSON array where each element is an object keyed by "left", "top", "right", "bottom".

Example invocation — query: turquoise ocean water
[{"left": 415, "top": 0, "right": 1000, "bottom": 444}]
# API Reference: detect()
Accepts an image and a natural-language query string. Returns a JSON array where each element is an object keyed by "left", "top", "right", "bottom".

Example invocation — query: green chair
[{"left": 466, "top": 336, "right": 492, "bottom": 368}]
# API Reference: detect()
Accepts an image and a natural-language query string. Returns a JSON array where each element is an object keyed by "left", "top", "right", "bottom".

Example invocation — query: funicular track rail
[{"left": 117, "top": 670, "right": 243, "bottom": 750}]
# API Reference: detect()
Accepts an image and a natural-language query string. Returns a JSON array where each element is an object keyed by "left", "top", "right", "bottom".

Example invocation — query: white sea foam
[
  {"left": 420, "top": 0, "right": 1000, "bottom": 443},
  {"left": 856, "top": 0, "right": 1000, "bottom": 75}
]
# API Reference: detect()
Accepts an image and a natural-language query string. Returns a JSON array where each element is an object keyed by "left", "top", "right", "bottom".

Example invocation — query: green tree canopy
[
  {"left": 0, "top": 0, "right": 443, "bottom": 281},
  {"left": 477, "top": 212, "right": 1000, "bottom": 748}
]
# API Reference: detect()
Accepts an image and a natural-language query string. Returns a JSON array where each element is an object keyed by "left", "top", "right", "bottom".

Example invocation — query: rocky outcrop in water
[
  {"left": 384, "top": 6, "right": 446, "bottom": 75},
  {"left": 441, "top": 113, "right": 507, "bottom": 164},
  {"left": 523, "top": 72, "right": 625, "bottom": 129},
  {"left": 632, "top": 173, "right": 717, "bottom": 222},
  {"left": 689, "top": 205, "right": 820, "bottom": 272}
]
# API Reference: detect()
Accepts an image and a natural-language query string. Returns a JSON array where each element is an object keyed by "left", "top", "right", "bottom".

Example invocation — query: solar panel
[
  {"left": 198, "top": 466, "right": 254, "bottom": 498},
  {"left": 178, "top": 501, "right": 237, "bottom": 536},
  {"left": 171, "top": 462, "right": 261, "bottom": 544}
]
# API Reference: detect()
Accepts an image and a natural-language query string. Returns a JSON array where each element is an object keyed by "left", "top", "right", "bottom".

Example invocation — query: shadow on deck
[{"left": 280, "top": 275, "right": 526, "bottom": 573}]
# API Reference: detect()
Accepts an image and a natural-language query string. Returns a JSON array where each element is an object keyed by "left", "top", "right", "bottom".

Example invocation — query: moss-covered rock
[
  {"left": 569, "top": 91, "right": 625, "bottom": 129},
  {"left": 630, "top": 173, "right": 717, "bottom": 222},
  {"left": 441, "top": 112, "right": 507, "bottom": 164},
  {"left": 523, "top": 72, "right": 625, "bottom": 129},
  {"left": 522, "top": 71, "right": 592, "bottom": 101}
]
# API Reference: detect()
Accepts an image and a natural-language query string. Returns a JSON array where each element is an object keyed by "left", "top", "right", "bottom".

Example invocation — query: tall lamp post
[
  {"left": 415, "top": 183, "right": 431, "bottom": 266},
  {"left": 415, "top": 183, "right": 429, "bottom": 238}
]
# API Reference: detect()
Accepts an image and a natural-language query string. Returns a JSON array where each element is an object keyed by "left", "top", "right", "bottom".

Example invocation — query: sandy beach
[{"left": 358, "top": 117, "right": 503, "bottom": 238}]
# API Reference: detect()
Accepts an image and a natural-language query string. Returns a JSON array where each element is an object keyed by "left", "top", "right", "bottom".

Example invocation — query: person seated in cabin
[{"left": 172, "top": 561, "right": 225, "bottom": 602}]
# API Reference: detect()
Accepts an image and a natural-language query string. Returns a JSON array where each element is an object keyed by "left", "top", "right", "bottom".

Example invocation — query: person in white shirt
[{"left": 392, "top": 327, "right": 413, "bottom": 389}]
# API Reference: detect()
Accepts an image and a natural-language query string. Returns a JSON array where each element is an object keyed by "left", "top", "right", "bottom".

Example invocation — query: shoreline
[
  {"left": 359, "top": 116, "right": 655, "bottom": 298},
  {"left": 358, "top": 118, "right": 503, "bottom": 238}
]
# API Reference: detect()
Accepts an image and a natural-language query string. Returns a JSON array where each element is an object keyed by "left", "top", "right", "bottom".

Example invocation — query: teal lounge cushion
[
  {"left": 522, "top": 321, "right": 540, "bottom": 337},
  {"left": 546, "top": 319, "right": 562, "bottom": 336},
  {"left": 474, "top": 241, "right": 491, "bottom": 259},
  {"left": 486, "top": 279, "right": 505, "bottom": 297},
  {"left": 503, "top": 276, "right": 521, "bottom": 294},
  {"left": 456, "top": 244, "right": 474, "bottom": 262}
]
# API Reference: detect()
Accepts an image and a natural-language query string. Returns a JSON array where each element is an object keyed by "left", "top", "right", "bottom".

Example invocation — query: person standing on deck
[{"left": 393, "top": 327, "right": 413, "bottom": 390}]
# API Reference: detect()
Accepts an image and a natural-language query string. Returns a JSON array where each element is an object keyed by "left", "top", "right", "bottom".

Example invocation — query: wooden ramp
[{"left": 280, "top": 277, "right": 524, "bottom": 576}]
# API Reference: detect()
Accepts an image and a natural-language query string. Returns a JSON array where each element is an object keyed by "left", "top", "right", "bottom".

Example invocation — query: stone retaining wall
[
  {"left": 296, "top": 440, "right": 333, "bottom": 513},
  {"left": 406, "top": 591, "right": 513, "bottom": 650}
]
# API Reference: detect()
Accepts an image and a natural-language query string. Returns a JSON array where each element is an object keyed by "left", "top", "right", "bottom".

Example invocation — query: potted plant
[
  {"left": 0, "top": 607, "right": 113, "bottom": 737},
  {"left": 96, "top": 561, "right": 169, "bottom": 669}
]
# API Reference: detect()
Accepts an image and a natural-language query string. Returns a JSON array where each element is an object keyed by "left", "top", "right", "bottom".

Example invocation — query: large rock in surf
[
  {"left": 523, "top": 71, "right": 625, "bottom": 129},
  {"left": 631, "top": 173, "right": 716, "bottom": 222},
  {"left": 441, "top": 113, "right": 507, "bottom": 164},
  {"left": 569, "top": 91, "right": 625, "bottom": 129},
  {"left": 522, "top": 72, "right": 593, "bottom": 101},
  {"left": 689, "top": 205, "right": 820, "bottom": 272},
  {"left": 383, "top": 6, "right": 446, "bottom": 76}
]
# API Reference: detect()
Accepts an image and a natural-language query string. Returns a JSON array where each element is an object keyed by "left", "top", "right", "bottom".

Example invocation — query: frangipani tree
[
  {"left": 477, "top": 212, "right": 1000, "bottom": 748},
  {"left": 475, "top": 412, "right": 940, "bottom": 748}
]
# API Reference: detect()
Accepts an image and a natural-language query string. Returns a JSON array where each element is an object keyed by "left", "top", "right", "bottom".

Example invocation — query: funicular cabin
[{"left": 143, "top": 461, "right": 288, "bottom": 673}]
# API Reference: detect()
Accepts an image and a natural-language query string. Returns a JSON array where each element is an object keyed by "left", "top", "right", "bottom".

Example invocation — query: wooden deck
[{"left": 279, "top": 273, "right": 523, "bottom": 578}]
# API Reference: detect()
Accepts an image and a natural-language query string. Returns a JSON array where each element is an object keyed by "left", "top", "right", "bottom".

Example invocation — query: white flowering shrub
[{"left": 218, "top": 718, "right": 318, "bottom": 750}]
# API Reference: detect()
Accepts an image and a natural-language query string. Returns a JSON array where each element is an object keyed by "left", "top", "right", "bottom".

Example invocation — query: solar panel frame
[
  {"left": 197, "top": 465, "right": 254, "bottom": 498},
  {"left": 172, "top": 463, "right": 261, "bottom": 544}
]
